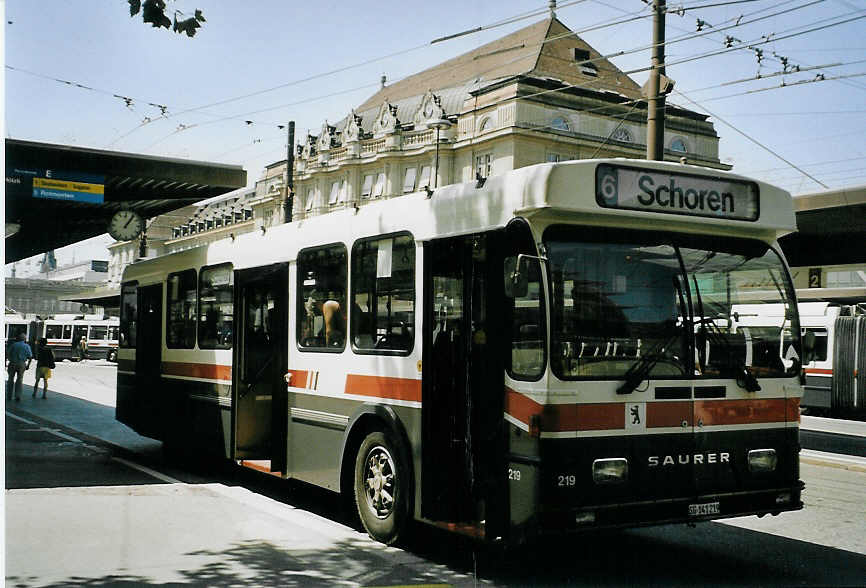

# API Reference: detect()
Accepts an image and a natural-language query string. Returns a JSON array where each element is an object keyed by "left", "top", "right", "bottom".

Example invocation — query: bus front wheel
[{"left": 354, "top": 430, "right": 408, "bottom": 545}]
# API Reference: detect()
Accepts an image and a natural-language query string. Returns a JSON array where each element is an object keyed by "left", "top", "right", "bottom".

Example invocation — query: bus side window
[
  {"left": 45, "top": 325, "right": 64, "bottom": 339},
  {"left": 167, "top": 270, "right": 197, "bottom": 349},
  {"left": 199, "top": 263, "right": 234, "bottom": 350},
  {"left": 297, "top": 244, "right": 347, "bottom": 352},
  {"left": 504, "top": 221, "right": 544, "bottom": 380},
  {"left": 120, "top": 282, "right": 138, "bottom": 348},
  {"left": 351, "top": 233, "right": 415, "bottom": 354}
]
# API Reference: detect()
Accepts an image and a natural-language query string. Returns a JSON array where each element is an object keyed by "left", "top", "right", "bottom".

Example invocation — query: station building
[{"left": 119, "top": 12, "right": 726, "bottom": 271}]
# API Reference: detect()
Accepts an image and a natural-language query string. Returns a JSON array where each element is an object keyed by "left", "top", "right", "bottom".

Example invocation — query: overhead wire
[{"left": 672, "top": 89, "right": 830, "bottom": 188}]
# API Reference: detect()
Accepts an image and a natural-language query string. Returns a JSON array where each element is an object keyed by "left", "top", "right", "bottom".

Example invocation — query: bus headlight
[
  {"left": 748, "top": 449, "right": 777, "bottom": 473},
  {"left": 593, "top": 458, "right": 628, "bottom": 484}
]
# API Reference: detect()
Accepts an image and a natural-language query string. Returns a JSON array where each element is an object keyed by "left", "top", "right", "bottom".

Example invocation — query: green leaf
[{"left": 128, "top": 0, "right": 141, "bottom": 17}]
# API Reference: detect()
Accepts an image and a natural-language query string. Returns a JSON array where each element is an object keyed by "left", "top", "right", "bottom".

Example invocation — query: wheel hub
[{"left": 364, "top": 445, "right": 395, "bottom": 519}]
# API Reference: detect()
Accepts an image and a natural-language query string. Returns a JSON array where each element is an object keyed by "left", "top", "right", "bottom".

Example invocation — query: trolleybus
[
  {"left": 735, "top": 302, "right": 864, "bottom": 417},
  {"left": 32, "top": 316, "right": 120, "bottom": 361},
  {"left": 117, "top": 159, "right": 806, "bottom": 545}
]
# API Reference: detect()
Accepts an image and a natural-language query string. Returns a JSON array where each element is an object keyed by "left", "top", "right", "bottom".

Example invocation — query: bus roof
[{"left": 124, "top": 159, "right": 796, "bottom": 283}]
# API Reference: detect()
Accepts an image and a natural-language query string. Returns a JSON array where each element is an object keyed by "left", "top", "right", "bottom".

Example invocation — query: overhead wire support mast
[{"left": 646, "top": 0, "right": 670, "bottom": 160}]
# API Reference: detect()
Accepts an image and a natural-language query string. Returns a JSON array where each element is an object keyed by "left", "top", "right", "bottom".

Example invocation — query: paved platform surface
[{"left": 4, "top": 362, "right": 482, "bottom": 587}]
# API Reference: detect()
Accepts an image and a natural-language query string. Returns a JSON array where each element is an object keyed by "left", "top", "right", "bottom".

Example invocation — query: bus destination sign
[{"left": 595, "top": 164, "right": 758, "bottom": 221}]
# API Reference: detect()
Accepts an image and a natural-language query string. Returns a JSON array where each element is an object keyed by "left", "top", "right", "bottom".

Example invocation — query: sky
[{"left": 4, "top": 0, "right": 865, "bottom": 265}]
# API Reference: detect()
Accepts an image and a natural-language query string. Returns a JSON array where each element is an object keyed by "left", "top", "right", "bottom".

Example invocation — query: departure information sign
[
  {"left": 9, "top": 168, "right": 106, "bottom": 204},
  {"left": 595, "top": 164, "right": 759, "bottom": 221}
]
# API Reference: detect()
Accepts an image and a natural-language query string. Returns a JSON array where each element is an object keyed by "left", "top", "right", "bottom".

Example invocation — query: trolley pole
[
  {"left": 645, "top": 0, "right": 670, "bottom": 161},
  {"left": 284, "top": 121, "right": 295, "bottom": 223}
]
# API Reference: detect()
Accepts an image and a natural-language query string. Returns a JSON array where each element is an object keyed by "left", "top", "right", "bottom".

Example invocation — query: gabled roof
[{"left": 355, "top": 17, "right": 642, "bottom": 114}]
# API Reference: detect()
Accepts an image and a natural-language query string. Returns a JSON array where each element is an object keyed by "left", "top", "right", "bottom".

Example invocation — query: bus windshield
[{"left": 544, "top": 226, "right": 801, "bottom": 382}]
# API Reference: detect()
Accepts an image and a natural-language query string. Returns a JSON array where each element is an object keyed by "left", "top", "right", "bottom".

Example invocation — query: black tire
[
  {"left": 354, "top": 430, "right": 409, "bottom": 545},
  {"left": 107, "top": 349, "right": 117, "bottom": 363}
]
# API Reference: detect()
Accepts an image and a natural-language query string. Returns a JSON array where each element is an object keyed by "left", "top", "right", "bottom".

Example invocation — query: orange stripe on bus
[
  {"left": 505, "top": 389, "right": 796, "bottom": 432},
  {"left": 787, "top": 397, "right": 801, "bottom": 423},
  {"left": 694, "top": 398, "right": 787, "bottom": 426},
  {"left": 647, "top": 401, "right": 693, "bottom": 428},
  {"left": 286, "top": 369, "right": 309, "bottom": 388},
  {"left": 547, "top": 403, "right": 624, "bottom": 431},
  {"left": 505, "top": 388, "right": 623, "bottom": 431},
  {"left": 162, "top": 361, "right": 232, "bottom": 381},
  {"left": 804, "top": 368, "right": 833, "bottom": 375},
  {"left": 505, "top": 387, "right": 542, "bottom": 425},
  {"left": 345, "top": 374, "right": 421, "bottom": 402}
]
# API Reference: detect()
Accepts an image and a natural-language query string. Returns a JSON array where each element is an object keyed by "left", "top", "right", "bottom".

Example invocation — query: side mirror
[
  {"left": 801, "top": 329, "right": 816, "bottom": 364},
  {"left": 504, "top": 256, "right": 528, "bottom": 298}
]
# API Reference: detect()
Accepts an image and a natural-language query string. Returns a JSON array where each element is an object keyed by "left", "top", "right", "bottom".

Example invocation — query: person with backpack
[{"left": 33, "top": 338, "right": 56, "bottom": 399}]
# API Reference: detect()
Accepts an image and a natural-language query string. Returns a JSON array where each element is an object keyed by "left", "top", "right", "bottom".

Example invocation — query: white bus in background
[
  {"left": 33, "top": 316, "right": 120, "bottom": 362},
  {"left": 3, "top": 315, "right": 32, "bottom": 349},
  {"left": 733, "top": 302, "right": 864, "bottom": 418}
]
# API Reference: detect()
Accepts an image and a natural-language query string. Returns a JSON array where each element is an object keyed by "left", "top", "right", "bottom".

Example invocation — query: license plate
[{"left": 688, "top": 501, "right": 720, "bottom": 516}]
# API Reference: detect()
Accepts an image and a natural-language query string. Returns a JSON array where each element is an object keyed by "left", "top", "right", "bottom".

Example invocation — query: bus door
[
  {"left": 72, "top": 324, "right": 88, "bottom": 357},
  {"left": 232, "top": 263, "right": 288, "bottom": 474},
  {"left": 136, "top": 284, "right": 163, "bottom": 439},
  {"left": 421, "top": 233, "right": 505, "bottom": 535}
]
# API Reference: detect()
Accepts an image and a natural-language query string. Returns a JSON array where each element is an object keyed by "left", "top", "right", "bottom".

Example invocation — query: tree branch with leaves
[{"left": 127, "top": 0, "right": 205, "bottom": 37}]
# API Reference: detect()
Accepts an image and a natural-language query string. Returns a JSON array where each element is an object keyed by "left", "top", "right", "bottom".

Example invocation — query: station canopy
[
  {"left": 780, "top": 184, "right": 866, "bottom": 267},
  {"left": 5, "top": 139, "right": 247, "bottom": 262}
]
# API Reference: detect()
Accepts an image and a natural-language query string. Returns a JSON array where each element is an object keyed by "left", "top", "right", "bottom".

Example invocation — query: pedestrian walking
[
  {"left": 77, "top": 335, "right": 88, "bottom": 362},
  {"left": 33, "top": 338, "right": 56, "bottom": 399},
  {"left": 6, "top": 333, "right": 32, "bottom": 401}
]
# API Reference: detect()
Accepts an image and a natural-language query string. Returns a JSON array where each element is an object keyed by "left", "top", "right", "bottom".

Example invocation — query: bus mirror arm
[
  {"left": 801, "top": 330, "right": 816, "bottom": 364},
  {"left": 504, "top": 254, "right": 548, "bottom": 298}
]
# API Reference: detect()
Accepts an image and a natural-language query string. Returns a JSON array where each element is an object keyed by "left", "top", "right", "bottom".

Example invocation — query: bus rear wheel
[{"left": 354, "top": 430, "right": 408, "bottom": 545}]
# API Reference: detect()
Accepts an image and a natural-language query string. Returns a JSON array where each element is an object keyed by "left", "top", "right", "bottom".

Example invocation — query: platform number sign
[{"left": 808, "top": 268, "right": 822, "bottom": 288}]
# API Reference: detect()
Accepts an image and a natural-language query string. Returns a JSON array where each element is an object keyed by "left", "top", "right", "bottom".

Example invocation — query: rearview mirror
[
  {"left": 801, "top": 329, "right": 816, "bottom": 364},
  {"left": 504, "top": 256, "right": 528, "bottom": 298}
]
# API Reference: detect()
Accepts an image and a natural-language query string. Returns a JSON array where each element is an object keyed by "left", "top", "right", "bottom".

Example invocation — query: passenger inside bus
[{"left": 302, "top": 291, "right": 346, "bottom": 347}]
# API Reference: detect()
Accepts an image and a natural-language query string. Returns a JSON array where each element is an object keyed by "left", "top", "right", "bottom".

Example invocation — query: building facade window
[
  {"left": 361, "top": 174, "right": 374, "bottom": 199},
  {"left": 329, "top": 180, "right": 341, "bottom": 205},
  {"left": 479, "top": 117, "right": 493, "bottom": 132},
  {"left": 475, "top": 153, "right": 492, "bottom": 179},
  {"left": 418, "top": 165, "right": 432, "bottom": 189},
  {"left": 670, "top": 137, "right": 688, "bottom": 152},
  {"left": 403, "top": 167, "right": 418, "bottom": 193},
  {"left": 551, "top": 116, "right": 570, "bottom": 131},
  {"left": 611, "top": 127, "right": 633, "bottom": 143},
  {"left": 372, "top": 172, "right": 386, "bottom": 199},
  {"left": 306, "top": 187, "right": 316, "bottom": 211}
]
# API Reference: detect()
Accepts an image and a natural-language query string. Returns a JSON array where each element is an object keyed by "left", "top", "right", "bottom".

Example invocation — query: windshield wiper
[
  {"left": 617, "top": 329, "right": 681, "bottom": 395},
  {"left": 618, "top": 276, "right": 689, "bottom": 395},
  {"left": 691, "top": 276, "right": 761, "bottom": 392}
]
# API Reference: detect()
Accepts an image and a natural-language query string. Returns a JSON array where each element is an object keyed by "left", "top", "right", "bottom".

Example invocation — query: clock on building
[{"left": 107, "top": 210, "right": 145, "bottom": 241}]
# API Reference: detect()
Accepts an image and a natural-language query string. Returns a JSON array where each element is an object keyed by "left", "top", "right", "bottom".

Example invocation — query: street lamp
[{"left": 427, "top": 118, "right": 452, "bottom": 188}]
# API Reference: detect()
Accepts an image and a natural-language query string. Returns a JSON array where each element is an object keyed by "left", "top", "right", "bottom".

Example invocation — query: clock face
[{"left": 108, "top": 210, "right": 145, "bottom": 241}]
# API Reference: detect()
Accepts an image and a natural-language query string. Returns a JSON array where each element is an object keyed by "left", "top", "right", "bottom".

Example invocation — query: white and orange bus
[
  {"left": 117, "top": 159, "right": 806, "bottom": 545},
  {"left": 734, "top": 302, "right": 864, "bottom": 417},
  {"left": 33, "top": 316, "right": 120, "bottom": 362}
]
